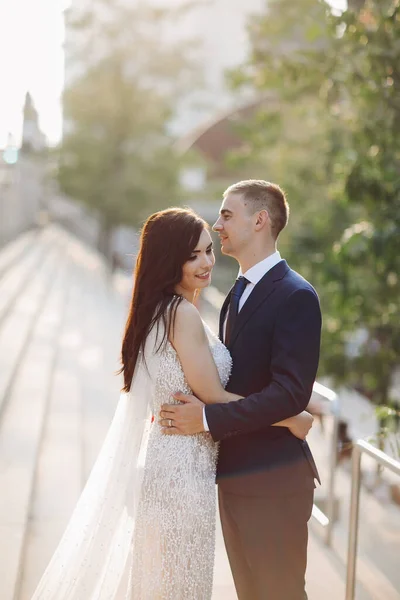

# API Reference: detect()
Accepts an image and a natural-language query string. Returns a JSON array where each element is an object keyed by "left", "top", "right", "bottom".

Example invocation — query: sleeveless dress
[
  {"left": 128, "top": 322, "right": 232, "bottom": 599},
  {"left": 31, "top": 318, "right": 231, "bottom": 600}
]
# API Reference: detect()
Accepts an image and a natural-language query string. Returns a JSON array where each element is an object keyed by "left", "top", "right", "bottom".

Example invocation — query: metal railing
[
  {"left": 345, "top": 440, "right": 400, "bottom": 600},
  {"left": 310, "top": 381, "right": 339, "bottom": 546}
]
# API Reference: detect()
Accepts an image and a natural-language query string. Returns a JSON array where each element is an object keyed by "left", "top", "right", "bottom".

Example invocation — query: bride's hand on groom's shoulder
[
  {"left": 289, "top": 411, "right": 314, "bottom": 440},
  {"left": 159, "top": 392, "right": 205, "bottom": 435}
]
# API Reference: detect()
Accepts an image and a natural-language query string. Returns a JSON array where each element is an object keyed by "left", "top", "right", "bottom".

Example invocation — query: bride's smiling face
[{"left": 175, "top": 229, "right": 215, "bottom": 296}]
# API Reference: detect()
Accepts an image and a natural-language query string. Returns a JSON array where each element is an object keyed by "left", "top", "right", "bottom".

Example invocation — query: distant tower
[{"left": 21, "top": 92, "right": 46, "bottom": 153}]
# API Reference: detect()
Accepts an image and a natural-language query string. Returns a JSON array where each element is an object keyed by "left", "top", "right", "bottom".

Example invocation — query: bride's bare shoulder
[{"left": 171, "top": 299, "right": 205, "bottom": 341}]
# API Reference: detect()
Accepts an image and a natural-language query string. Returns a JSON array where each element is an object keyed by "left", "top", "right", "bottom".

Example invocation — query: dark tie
[{"left": 225, "top": 276, "right": 249, "bottom": 345}]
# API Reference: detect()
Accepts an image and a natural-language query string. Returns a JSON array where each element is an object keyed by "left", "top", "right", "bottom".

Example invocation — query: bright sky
[
  {"left": 0, "top": 0, "right": 347, "bottom": 149},
  {"left": 0, "top": 0, "right": 66, "bottom": 147}
]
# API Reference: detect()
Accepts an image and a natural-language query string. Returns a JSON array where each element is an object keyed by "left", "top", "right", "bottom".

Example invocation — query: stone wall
[{"left": 0, "top": 153, "right": 45, "bottom": 247}]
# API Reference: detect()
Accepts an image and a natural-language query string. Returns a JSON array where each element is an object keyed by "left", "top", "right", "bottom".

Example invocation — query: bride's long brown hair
[{"left": 120, "top": 207, "right": 208, "bottom": 392}]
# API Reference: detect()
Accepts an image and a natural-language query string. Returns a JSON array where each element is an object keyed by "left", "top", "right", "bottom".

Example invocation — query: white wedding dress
[{"left": 32, "top": 316, "right": 231, "bottom": 600}]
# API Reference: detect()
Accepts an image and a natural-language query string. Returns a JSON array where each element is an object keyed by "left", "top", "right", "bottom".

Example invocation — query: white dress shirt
[{"left": 203, "top": 251, "right": 282, "bottom": 431}]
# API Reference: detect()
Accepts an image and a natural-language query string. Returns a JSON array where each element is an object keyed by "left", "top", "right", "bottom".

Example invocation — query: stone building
[{"left": 0, "top": 93, "right": 48, "bottom": 247}]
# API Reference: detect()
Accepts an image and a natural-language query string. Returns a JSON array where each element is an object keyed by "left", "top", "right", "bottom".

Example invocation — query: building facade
[
  {"left": 64, "top": 0, "right": 265, "bottom": 136},
  {"left": 0, "top": 94, "right": 47, "bottom": 247}
]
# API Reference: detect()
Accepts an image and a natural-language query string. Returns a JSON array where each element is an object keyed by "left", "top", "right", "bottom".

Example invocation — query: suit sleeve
[{"left": 205, "top": 287, "right": 322, "bottom": 442}]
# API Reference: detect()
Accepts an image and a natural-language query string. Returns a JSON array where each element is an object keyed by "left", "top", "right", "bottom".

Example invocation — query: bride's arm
[
  {"left": 271, "top": 412, "right": 314, "bottom": 439},
  {"left": 170, "top": 301, "right": 313, "bottom": 439},
  {"left": 170, "top": 300, "right": 240, "bottom": 405}
]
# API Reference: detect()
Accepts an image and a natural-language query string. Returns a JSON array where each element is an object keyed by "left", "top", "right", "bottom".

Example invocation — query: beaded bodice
[{"left": 151, "top": 321, "right": 232, "bottom": 414}]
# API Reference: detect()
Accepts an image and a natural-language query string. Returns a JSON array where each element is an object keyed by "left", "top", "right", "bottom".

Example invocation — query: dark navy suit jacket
[{"left": 205, "top": 260, "right": 321, "bottom": 496}]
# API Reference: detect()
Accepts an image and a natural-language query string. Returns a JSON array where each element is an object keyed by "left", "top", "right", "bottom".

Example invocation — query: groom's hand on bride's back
[{"left": 159, "top": 392, "right": 205, "bottom": 435}]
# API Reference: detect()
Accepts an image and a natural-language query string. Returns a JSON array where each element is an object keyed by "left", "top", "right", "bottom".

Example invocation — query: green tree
[
  {"left": 229, "top": 0, "right": 400, "bottom": 435},
  {"left": 59, "top": 1, "right": 201, "bottom": 258},
  {"left": 225, "top": 0, "right": 356, "bottom": 282},
  {"left": 316, "top": 1, "right": 400, "bottom": 429}
]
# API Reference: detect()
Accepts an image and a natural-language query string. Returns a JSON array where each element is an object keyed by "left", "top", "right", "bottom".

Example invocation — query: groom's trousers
[{"left": 218, "top": 486, "right": 313, "bottom": 600}]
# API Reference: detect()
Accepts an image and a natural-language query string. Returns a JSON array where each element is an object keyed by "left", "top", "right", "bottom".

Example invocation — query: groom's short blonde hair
[{"left": 224, "top": 179, "right": 289, "bottom": 239}]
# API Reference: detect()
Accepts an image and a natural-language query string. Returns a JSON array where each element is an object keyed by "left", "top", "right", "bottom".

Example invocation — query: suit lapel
[
  {"left": 228, "top": 260, "right": 289, "bottom": 349},
  {"left": 219, "top": 287, "right": 233, "bottom": 341}
]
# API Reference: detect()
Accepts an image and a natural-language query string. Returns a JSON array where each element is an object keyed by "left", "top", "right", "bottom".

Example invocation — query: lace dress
[
  {"left": 128, "top": 323, "right": 232, "bottom": 600},
  {"left": 31, "top": 319, "right": 231, "bottom": 600}
]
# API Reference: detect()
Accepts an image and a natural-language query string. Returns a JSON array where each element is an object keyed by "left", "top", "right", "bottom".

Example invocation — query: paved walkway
[{"left": 0, "top": 226, "right": 398, "bottom": 600}]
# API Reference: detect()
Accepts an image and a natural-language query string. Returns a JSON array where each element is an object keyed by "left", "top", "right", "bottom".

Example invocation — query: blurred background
[{"left": 0, "top": 1, "right": 399, "bottom": 599}]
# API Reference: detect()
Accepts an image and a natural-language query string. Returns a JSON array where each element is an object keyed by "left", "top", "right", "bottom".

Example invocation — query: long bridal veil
[{"left": 32, "top": 326, "right": 162, "bottom": 600}]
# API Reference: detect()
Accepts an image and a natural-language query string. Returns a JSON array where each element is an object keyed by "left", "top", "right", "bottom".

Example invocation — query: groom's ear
[{"left": 254, "top": 209, "right": 269, "bottom": 231}]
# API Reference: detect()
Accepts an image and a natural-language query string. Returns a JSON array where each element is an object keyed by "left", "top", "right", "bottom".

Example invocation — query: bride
[{"left": 31, "top": 207, "right": 313, "bottom": 599}]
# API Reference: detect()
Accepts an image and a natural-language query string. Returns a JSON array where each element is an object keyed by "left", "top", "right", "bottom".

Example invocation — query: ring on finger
[{"left": 167, "top": 418, "right": 173, "bottom": 428}]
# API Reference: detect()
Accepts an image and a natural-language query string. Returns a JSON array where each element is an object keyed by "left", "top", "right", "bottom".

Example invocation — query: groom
[{"left": 160, "top": 180, "right": 321, "bottom": 599}]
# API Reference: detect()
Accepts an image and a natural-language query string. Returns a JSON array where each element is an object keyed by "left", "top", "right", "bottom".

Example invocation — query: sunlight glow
[
  {"left": 0, "top": 0, "right": 347, "bottom": 149},
  {"left": 0, "top": 0, "right": 64, "bottom": 147}
]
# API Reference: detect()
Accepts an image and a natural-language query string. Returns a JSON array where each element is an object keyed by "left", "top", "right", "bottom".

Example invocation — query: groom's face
[{"left": 213, "top": 192, "right": 254, "bottom": 259}]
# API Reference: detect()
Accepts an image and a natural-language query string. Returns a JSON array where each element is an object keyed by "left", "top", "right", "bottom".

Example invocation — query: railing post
[
  {"left": 345, "top": 440, "right": 400, "bottom": 600},
  {"left": 325, "top": 397, "right": 339, "bottom": 545},
  {"left": 310, "top": 382, "right": 339, "bottom": 545},
  {"left": 345, "top": 444, "right": 362, "bottom": 600}
]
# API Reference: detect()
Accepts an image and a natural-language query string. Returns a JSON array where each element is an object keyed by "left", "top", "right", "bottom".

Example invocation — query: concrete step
[
  {"left": 18, "top": 256, "right": 84, "bottom": 600},
  {"left": 0, "top": 230, "right": 38, "bottom": 281},
  {"left": 78, "top": 260, "right": 124, "bottom": 479},
  {"left": 0, "top": 241, "right": 71, "bottom": 600},
  {"left": 0, "top": 242, "right": 61, "bottom": 417},
  {"left": 16, "top": 238, "right": 125, "bottom": 599},
  {"left": 0, "top": 229, "right": 56, "bottom": 328}
]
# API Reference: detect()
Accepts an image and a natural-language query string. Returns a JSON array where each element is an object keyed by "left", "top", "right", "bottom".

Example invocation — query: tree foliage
[
  {"left": 229, "top": 0, "right": 400, "bottom": 417},
  {"left": 58, "top": 0, "right": 201, "bottom": 254},
  {"left": 321, "top": 1, "right": 400, "bottom": 412}
]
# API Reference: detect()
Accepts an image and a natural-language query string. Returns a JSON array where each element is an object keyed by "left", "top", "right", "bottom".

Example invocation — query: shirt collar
[{"left": 239, "top": 251, "right": 282, "bottom": 286}]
